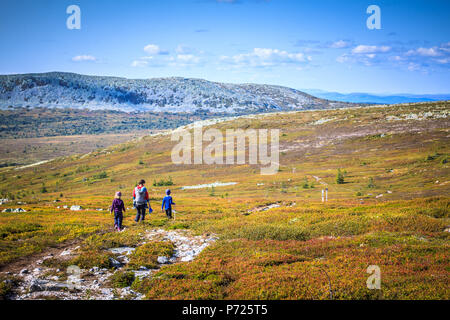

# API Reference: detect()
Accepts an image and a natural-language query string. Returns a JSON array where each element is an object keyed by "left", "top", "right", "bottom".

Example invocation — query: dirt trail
[
  {"left": 0, "top": 240, "right": 81, "bottom": 274},
  {"left": 2, "top": 228, "right": 217, "bottom": 300}
]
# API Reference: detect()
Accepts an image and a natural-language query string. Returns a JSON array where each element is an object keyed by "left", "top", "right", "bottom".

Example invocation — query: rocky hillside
[{"left": 0, "top": 72, "right": 357, "bottom": 113}]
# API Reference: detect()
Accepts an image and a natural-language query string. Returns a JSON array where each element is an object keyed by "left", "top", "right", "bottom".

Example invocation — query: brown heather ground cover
[{"left": 0, "top": 101, "right": 448, "bottom": 299}]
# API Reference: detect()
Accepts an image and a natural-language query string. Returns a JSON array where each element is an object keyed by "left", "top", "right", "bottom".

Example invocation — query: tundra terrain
[{"left": 0, "top": 101, "right": 448, "bottom": 300}]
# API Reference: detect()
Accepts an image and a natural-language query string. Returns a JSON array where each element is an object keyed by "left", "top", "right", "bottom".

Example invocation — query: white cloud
[
  {"left": 436, "top": 58, "right": 450, "bottom": 64},
  {"left": 399, "top": 43, "right": 450, "bottom": 71},
  {"left": 336, "top": 45, "right": 391, "bottom": 67},
  {"left": 390, "top": 55, "right": 404, "bottom": 62},
  {"left": 407, "top": 62, "right": 421, "bottom": 71},
  {"left": 131, "top": 43, "right": 203, "bottom": 68},
  {"left": 329, "top": 40, "right": 351, "bottom": 49},
  {"left": 131, "top": 60, "right": 148, "bottom": 67},
  {"left": 175, "top": 44, "right": 194, "bottom": 54},
  {"left": 221, "top": 48, "right": 309, "bottom": 67},
  {"left": 336, "top": 54, "right": 348, "bottom": 63},
  {"left": 339, "top": 42, "right": 449, "bottom": 72},
  {"left": 144, "top": 44, "right": 162, "bottom": 55},
  {"left": 72, "top": 55, "right": 96, "bottom": 62},
  {"left": 440, "top": 42, "right": 450, "bottom": 52},
  {"left": 176, "top": 54, "right": 200, "bottom": 63},
  {"left": 167, "top": 54, "right": 201, "bottom": 67},
  {"left": 351, "top": 45, "right": 391, "bottom": 54},
  {"left": 407, "top": 47, "right": 442, "bottom": 57}
]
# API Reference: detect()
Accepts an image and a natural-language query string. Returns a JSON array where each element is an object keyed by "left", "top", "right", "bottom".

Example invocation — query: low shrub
[
  {"left": 83, "top": 232, "right": 141, "bottom": 250},
  {"left": 153, "top": 177, "right": 173, "bottom": 186},
  {"left": 69, "top": 249, "right": 113, "bottom": 269},
  {"left": 109, "top": 271, "right": 135, "bottom": 288},
  {"left": 128, "top": 241, "right": 174, "bottom": 269},
  {"left": 224, "top": 224, "right": 310, "bottom": 241},
  {"left": 167, "top": 223, "right": 189, "bottom": 230}
]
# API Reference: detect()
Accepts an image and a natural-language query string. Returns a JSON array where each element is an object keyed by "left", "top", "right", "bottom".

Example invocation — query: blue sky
[{"left": 0, "top": 0, "right": 449, "bottom": 93}]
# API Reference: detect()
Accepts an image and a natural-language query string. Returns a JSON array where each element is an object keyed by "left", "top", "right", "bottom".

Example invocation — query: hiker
[
  {"left": 110, "top": 191, "right": 125, "bottom": 231},
  {"left": 133, "top": 179, "right": 152, "bottom": 222},
  {"left": 161, "top": 189, "right": 175, "bottom": 219}
]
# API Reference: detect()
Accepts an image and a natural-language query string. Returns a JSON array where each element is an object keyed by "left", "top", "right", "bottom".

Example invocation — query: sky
[{"left": 0, "top": 0, "right": 449, "bottom": 94}]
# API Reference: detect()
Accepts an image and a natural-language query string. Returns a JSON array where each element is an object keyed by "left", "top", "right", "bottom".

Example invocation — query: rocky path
[{"left": 3, "top": 229, "right": 217, "bottom": 300}]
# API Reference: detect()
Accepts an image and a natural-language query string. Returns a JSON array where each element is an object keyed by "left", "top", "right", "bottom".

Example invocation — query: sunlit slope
[{"left": 1, "top": 101, "right": 448, "bottom": 206}]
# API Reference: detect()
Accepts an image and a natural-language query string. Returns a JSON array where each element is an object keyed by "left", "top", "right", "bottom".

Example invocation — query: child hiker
[
  {"left": 110, "top": 191, "right": 126, "bottom": 231},
  {"left": 161, "top": 189, "right": 175, "bottom": 219}
]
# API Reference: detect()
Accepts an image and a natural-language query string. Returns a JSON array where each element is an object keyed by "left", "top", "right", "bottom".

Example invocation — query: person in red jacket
[{"left": 132, "top": 179, "right": 152, "bottom": 222}]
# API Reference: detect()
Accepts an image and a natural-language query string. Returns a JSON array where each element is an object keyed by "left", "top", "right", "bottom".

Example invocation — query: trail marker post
[{"left": 322, "top": 189, "right": 324, "bottom": 202}]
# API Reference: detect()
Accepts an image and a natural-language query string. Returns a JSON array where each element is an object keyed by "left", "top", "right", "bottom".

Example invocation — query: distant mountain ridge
[
  {"left": 0, "top": 72, "right": 356, "bottom": 114},
  {"left": 303, "top": 89, "right": 450, "bottom": 104}
]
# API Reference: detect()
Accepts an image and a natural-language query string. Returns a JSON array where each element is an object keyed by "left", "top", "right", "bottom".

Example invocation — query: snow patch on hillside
[
  {"left": 181, "top": 182, "right": 237, "bottom": 190},
  {"left": 0, "top": 72, "right": 351, "bottom": 113}
]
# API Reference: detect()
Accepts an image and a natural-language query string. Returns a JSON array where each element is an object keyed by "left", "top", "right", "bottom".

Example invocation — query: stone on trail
[
  {"left": 157, "top": 256, "right": 169, "bottom": 264},
  {"left": 109, "top": 257, "right": 122, "bottom": 268},
  {"left": 109, "top": 247, "right": 135, "bottom": 255},
  {"left": 60, "top": 248, "right": 73, "bottom": 256},
  {"left": 70, "top": 205, "right": 83, "bottom": 211},
  {"left": 29, "top": 280, "right": 45, "bottom": 292},
  {"left": 29, "top": 279, "right": 71, "bottom": 293},
  {"left": 20, "top": 268, "right": 29, "bottom": 275},
  {"left": 180, "top": 255, "right": 194, "bottom": 262}
]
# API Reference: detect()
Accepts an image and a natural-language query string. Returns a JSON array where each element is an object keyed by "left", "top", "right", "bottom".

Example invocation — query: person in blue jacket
[{"left": 161, "top": 189, "right": 175, "bottom": 219}]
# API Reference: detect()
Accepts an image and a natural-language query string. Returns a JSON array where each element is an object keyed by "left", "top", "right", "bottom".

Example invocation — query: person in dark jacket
[
  {"left": 110, "top": 191, "right": 126, "bottom": 231},
  {"left": 133, "top": 179, "right": 152, "bottom": 222},
  {"left": 161, "top": 189, "right": 175, "bottom": 219}
]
